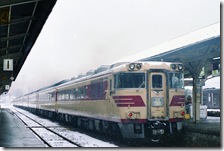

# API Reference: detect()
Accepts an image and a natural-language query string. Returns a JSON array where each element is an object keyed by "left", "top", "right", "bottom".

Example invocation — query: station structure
[
  {"left": 0, "top": 0, "right": 57, "bottom": 94},
  {"left": 0, "top": 0, "right": 221, "bottom": 147},
  {"left": 0, "top": 0, "right": 57, "bottom": 147},
  {"left": 0, "top": 0, "right": 220, "bottom": 123}
]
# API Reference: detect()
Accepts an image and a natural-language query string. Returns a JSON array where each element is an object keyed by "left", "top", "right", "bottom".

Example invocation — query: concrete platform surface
[
  {"left": 182, "top": 117, "right": 221, "bottom": 147},
  {"left": 0, "top": 108, "right": 46, "bottom": 147},
  {"left": 183, "top": 116, "right": 221, "bottom": 136}
]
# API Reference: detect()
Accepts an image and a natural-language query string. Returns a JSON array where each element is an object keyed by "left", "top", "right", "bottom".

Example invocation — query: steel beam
[
  {"left": 0, "top": 0, "right": 42, "bottom": 8},
  {"left": 0, "top": 33, "right": 29, "bottom": 41}
]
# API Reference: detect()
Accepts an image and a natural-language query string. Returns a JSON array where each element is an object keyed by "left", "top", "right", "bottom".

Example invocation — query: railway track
[
  {"left": 10, "top": 108, "right": 82, "bottom": 147},
  {"left": 8, "top": 107, "right": 182, "bottom": 147}
]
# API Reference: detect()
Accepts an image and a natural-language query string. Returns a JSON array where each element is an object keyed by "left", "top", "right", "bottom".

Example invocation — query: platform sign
[
  {"left": 3, "top": 59, "right": 13, "bottom": 71},
  {"left": 0, "top": 7, "right": 10, "bottom": 24},
  {"left": 5, "top": 85, "right": 10, "bottom": 90}
]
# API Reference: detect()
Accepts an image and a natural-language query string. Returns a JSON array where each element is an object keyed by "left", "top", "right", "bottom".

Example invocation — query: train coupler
[{"left": 149, "top": 121, "right": 166, "bottom": 142}]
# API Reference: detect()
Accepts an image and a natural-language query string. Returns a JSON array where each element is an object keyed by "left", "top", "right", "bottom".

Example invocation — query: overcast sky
[{"left": 8, "top": 0, "right": 220, "bottom": 96}]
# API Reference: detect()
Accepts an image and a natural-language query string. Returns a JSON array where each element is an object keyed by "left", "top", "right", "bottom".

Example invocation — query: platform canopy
[
  {"left": 0, "top": 0, "right": 57, "bottom": 94},
  {"left": 117, "top": 23, "right": 220, "bottom": 79}
]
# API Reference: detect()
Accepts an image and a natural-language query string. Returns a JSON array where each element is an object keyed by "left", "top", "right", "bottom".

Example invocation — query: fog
[{"left": 8, "top": 0, "right": 220, "bottom": 96}]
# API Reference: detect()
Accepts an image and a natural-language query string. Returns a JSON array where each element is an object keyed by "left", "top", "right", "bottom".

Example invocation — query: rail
[{"left": 10, "top": 108, "right": 82, "bottom": 147}]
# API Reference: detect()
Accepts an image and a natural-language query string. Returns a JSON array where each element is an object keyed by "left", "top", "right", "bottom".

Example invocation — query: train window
[
  {"left": 48, "top": 94, "right": 51, "bottom": 100},
  {"left": 62, "top": 94, "right": 65, "bottom": 100},
  {"left": 208, "top": 93, "right": 211, "bottom": 102},
  {"left": 75, "top": 88, "right": 80, "bottom": 99},
  {"left": 65, "top": 93, "right": 69, "bottom": 100},
  {"left": 110, "top": 80, "right": 112, "bottom": 92},
  {"left": 214, "top": 97, "right": 216, "bottom": 105},
  {"left": 152, "top": 75, "right": 162, "bottom": 88},
  {"left": 89, "top": 81, "right": 107, "bottom": 99},
  {"left": 169, "top": 73, "right": 184, "bottom": 89},
  {"left": 70, "top": 90, "right": 74, "bottom": 99},
  {"left": 114, "top": 73, "right": 145, "bottom": 89},
  {"left": 80, "top": 87, "right": 86, "bottom": 99},
  {"left": 52, "top": 95, "right": 55, "bottom": 101},
  {"left": 58, "top": 94, "right": 61, "bottom": 100},
  {"left": 73, "top": 89, "right": 77, "bottom": 99}
]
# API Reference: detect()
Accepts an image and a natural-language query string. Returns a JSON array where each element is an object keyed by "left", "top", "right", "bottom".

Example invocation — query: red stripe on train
[
  {"left": 113, "top": 96, "right": 145, "bottom": 107},
  {"left": 170, "top": 95, "right": 185, "bottom": 106}
]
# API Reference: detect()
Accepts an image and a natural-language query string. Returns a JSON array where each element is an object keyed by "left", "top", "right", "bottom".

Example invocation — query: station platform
[
  {"left": 182, "top": 116, "right": 221, "bottom": 147},
  {"left": 183, "top": 116, "right": 220, "bottom": 135},
  {"left": 0, "top": 108, "right": 46, "bottom": 147}
]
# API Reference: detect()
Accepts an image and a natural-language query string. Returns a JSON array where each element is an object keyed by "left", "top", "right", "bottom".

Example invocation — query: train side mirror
[
  {"left": 186, "top": 95, "right": 192, "bottom": 104},
  {"left": 110, "top": 90, "right": 115, "bottom": 95}
]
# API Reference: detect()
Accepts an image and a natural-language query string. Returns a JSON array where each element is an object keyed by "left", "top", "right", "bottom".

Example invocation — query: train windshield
[
  {"left": 169, "top": 72, "right": 184, "bottom": 89},
  {"left": 114, "top": 73, "right": 145, "bottom": 88}
]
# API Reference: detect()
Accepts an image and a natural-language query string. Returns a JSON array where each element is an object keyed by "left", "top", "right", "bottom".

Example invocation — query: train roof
[
  {"left": 20, "top": 79, "right": 71, "bottom": 97},
  {"left": 18, "top": 61, "right": 182, "bottom": 97},
  {"left": 52, "top": 61, "right": 179, "bottom": 89}
]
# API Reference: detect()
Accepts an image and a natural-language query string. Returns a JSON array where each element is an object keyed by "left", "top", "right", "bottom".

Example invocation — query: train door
[
  {"left": 107, "top": 76, "right": 115, "bottom": 117},
  {"left": 148, "top": 72, "right": 167, "bottom": 119}
]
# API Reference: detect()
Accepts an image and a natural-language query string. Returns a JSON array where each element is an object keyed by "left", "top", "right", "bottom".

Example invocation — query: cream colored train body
[{"left": 13, "top": 61, "right": 185, "bottom": 141}]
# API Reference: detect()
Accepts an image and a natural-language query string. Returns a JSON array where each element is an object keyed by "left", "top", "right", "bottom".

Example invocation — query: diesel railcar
[{"left": 13, "top": 61, "right": 185, "bottom": 142}]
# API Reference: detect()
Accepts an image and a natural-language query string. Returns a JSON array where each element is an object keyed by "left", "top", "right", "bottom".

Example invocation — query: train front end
[
  {"left": 146, "top": 62, "right": 185, "bottom": 141},
  {"left": 111, "top": 62, "right": 185, "bottom": 141}
]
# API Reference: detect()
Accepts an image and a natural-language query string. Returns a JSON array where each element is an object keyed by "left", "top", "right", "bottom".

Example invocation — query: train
[
  {"left": 12, "top": 61, "right": 185, "bottom": 142},
  {"left": 202, "top": 88, "right": 220, "bottom": 117},
  {"left": 184, "top": 87, "right": 220, "bottom": 117}
]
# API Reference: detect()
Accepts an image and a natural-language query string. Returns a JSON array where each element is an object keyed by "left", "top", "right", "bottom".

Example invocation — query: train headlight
[
  {"left": 171, "top": 64, "right": 177, "bottom": 70},
  {"left": 178, "top": 64, "right": 184, "bottom": 71},
  {"left": 129, "top": 63, "right": 135, "bottom": 70},
  {"left": 136, "top": 63, "right": 142, "bottom": 70}
]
